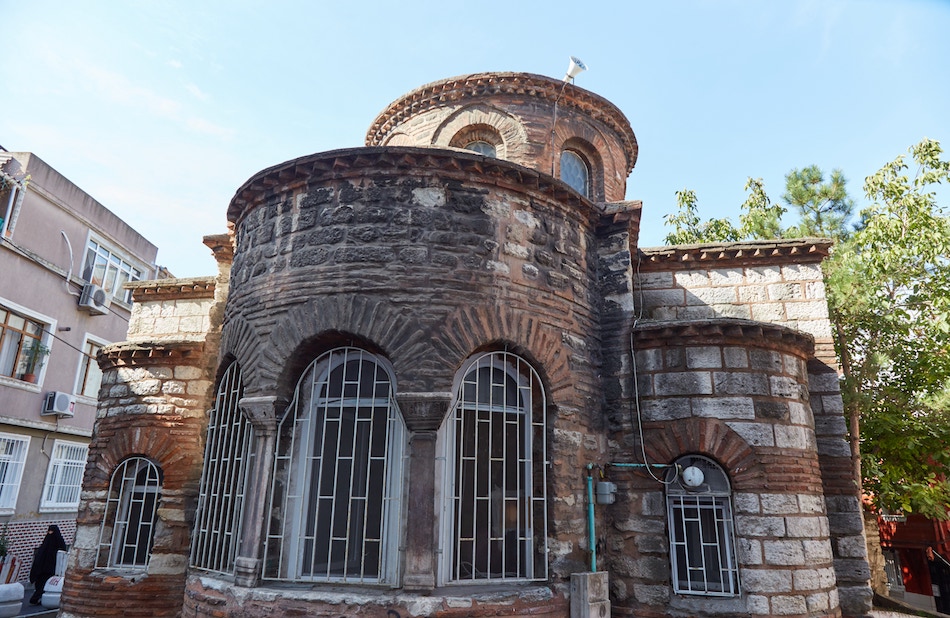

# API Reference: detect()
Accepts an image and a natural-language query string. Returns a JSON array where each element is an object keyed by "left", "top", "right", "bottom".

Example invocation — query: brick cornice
[
  {"left": 638, "top": 238, "right": 832, "bottom": 270},
  {"left": 633, "top": 318, "right": 815, "bottom": 356},
  {"left": 365, "top": 72, "right": 638, "bottom": 174},
  {"left": 100, "top": 341, "right": 205, "bottom": 368},
  {"left": 227, "top": 146, "right": 596, "bottom": 224},
  {"left": 127, "top": 277, "right": 216, "bottom": 301}
]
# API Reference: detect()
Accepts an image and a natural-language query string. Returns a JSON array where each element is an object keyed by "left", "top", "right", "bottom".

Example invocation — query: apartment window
[
  {"left": 191, "top": 362, "right": 252, "bottom": 575},
  {"left": 666, "top": 455, "right": 739, "bottom": 596},
  {"left": 76, "top": 339, "right": 105, "bottom": 398},
  {"left": 264, "top": 347, "right": 406, "bottom": 584},
  {"left": 0, "top": 304, "right": 47, "bottom": 382},
  {"left": 82, "top": 239, "right": 144, "bottom": 304},
  {"left": 97, "top": 457, "right": 162, "bottom": 569},
  {"left": 0, "top": 434, "right": 30, "bottom": 512},
  {"left": 443, "top": 351, "right": 548, "bottom": 583},
  {"left": 559, "top": 150, "right": 590, "bottom": 197},
  {"left": 41, "top": 440, "right": 89, "bottom": 511}
]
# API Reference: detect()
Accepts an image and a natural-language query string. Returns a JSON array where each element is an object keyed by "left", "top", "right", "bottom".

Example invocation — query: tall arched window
[
  {"left": 559, "top": 150, "right": 590, "bottom": 197},
  {"left": 441, "top": 351, "right": 548, "bottom": 583},
  {"left": 666, "top": 455, "right": 739, "bottom": 596},
  {"left": 191, "top": 361, "right": 252, "bottom": 575},
  {"left": 96, "top": 457, "right": 162, "bottom": 569},
  {"left": 264, "top": 347, "right": 406, "bottom": 584}
]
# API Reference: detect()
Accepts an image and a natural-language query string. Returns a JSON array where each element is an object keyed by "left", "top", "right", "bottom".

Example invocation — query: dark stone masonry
[{"left": 61, "top": 72, "right": 871, "bottom": 617}]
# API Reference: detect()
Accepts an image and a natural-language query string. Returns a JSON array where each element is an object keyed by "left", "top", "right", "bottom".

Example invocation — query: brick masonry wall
[
  {"left": 630, "top": 242, "right": 872, "bottom": 617},
  {"left": 59, "top": 273, "right": 226, "bottom": 618},
  {"left": 3, "top": 518, "right": 75, "bottom": 584},
  {"left": 365, "top": 73, "right": 637, "bottom": 202},
  {"left": 215, "top": 147, "right": 612, "bottom": 604}
]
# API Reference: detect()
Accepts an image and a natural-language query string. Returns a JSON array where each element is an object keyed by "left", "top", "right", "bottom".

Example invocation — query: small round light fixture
[{"left": 681, "top": 465, "right": 705, "bottom": 488}]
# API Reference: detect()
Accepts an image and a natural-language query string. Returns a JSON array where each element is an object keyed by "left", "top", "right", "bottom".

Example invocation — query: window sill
[
  {"left": 38, "top": 506, "right": 79, "bottom": 514},
  {"left": 0, "top": 375, "right": 41, "bottom": 392}
]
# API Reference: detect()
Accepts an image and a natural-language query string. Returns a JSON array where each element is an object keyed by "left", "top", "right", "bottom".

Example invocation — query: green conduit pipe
[
  {"left": 586, "top": 464, "right": 596, "bottom": 572},
  {"left": 585, "top": 462, "right": 672, "bottom": 573}
]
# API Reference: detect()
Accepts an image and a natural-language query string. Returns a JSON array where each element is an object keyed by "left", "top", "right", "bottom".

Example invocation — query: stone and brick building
[{"left": 60, "top": 71, "right": 873, "bottom": 617}]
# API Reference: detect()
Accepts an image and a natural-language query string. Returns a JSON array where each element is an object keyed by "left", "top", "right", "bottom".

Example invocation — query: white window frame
[
  {"left": 81, "top": 236, "right": 150, "bottom": 304},
  {"left": 0, "top": 433, "right": 30, "bottom": 514},
  {"left": 74, "top": 334, "right": 108, "bottom": 401},
  {"left": 97, "top": 457, "right": 162, "bottom": 570},
  {"left": 263, "top": 347, "right": 406, "bottom": 585},
  {"left": 666, "top": 455, "right": 740, "bottom": 597},
  {"left": 0, "top": 298, "right": 55, "bottom": 388},
  {"left": 40, "top": 439, "right": 89, "bottom": 512},
  {"left": 438, "top": 350, "right": 548, "bottom": 585},
  {"left": 190, "top": 362, "right": 252, "bottom": 575}
]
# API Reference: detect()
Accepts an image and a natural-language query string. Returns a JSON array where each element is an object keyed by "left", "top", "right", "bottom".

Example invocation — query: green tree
[
  {"left": 663, "top": 179, "right": 785, "bottom": 244},
  {"left": 783, "top": 166, "right": 854, "bottom": 239},
  {"left": 828, "top": 138, "right": 950, "bottom": 518}
]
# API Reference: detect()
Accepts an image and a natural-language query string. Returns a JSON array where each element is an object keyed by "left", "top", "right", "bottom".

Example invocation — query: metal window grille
[
  {"left": 446, "top": 351, "right": 548, "bottom": 583},
  {"left": 190, "top": 362, "right": 252, "bottom": 575},
  {"left": 97, "top": 457, "right": 162, "bottom": 568},
  {"left": 0, "top": 434, "right": 30, "bottom": 510},
  {"left": 666, "top": 456, "right": 739, "bottom": 596},
  {"left": 264, "top": 347, "right": 406, "bottom": 584},
  {"left": 41, "top": 441, "right": 88, "bottom": 510}
]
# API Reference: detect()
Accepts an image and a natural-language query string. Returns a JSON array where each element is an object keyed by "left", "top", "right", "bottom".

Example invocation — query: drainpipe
[{"left": 586, "top": 463, "right": 597, "bottom": 572}]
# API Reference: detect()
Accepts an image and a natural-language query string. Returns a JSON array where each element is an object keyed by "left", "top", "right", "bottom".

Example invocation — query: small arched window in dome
[
  {"left": 560, "top": 150, "right": 589, "bottom": 197},
  {"left": 465, "top": 140, "right": 496, "bottom": 158}
]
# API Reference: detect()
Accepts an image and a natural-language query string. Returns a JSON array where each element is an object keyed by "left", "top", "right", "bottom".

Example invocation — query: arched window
[
  {"left": 559, "top": 150, "right": 590, "bottom": 197},
  {"left": 666, "top": 455, "right": 739, "bottom": 596},
  {"left": 191, "top": 361, "right": 252, "bottom": 575},
  {"left": 96, "top": 457, "right": 162, "bottom": 569},
  {"left": 464, "top": 140, "right": 496, "bottom": 158},
  {"left": 264, "top": 347, "right": 406, "bottom": 584},
  {"left": 441, "top": 351, "right": 548, "bottom": 583}
]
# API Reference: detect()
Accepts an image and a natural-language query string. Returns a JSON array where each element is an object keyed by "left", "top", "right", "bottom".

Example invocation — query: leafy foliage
[
  {"left": 828, "top": 139, "right": 950, "bottom": 518},
  {"left": 662, "top": 139, "right": 950, "bottom": 518}
]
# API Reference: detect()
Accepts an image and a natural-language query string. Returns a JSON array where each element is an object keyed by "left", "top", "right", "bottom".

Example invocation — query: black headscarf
[{"left": 30, "top": 525, "right": 67, "bottom": 582}]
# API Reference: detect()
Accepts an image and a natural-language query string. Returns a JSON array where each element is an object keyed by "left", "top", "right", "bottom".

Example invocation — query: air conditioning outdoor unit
[
  {"left": 78, "top": 283, "right": 110, "bottom": 315},
  {"left": 43, "top": 391, "right": 76, "bottom": 417}
]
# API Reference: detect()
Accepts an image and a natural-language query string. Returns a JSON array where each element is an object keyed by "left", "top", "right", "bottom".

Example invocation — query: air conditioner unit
[
  {"left": 78, "top": 283, "right": 110, "bottom": 315},
  {"left": 43, "top": 391, "right": 76, "bottom": 417}
]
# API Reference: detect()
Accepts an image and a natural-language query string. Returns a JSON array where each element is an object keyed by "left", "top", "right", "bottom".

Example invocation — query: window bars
[
  {"left": 666, "top": 456, "right": 739, "bottom": 596},
  {"left": 0, "top": 434, "right": 29, "bottom": 510},
  {"left": 97, "top": 457, "right": 162, "bottom": 568},
  {"left": 264, "top": 348, "right": 406, "bottom": 584},
  {"left": 191, "top": 362, "right": 253, "bottom": 575},
  {"left": 446, "top": 351, "right": 548, "bottom": 583},
  {"left": 41, "top": 441, "right": 88, "bottom": 510}
]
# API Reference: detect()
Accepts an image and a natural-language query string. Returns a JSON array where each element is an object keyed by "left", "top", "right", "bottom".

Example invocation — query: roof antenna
[{"left": 563, "top": 56, "right": 587, "bottom": 83}]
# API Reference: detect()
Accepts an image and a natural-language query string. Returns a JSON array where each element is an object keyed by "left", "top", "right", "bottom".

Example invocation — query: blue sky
[{"left": 2, "top": 0, "right": 948, "bottom": 277}]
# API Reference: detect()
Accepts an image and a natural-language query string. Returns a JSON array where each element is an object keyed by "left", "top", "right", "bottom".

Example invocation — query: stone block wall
[{"left": 60, "top": 241, "right": 230, "bottom": 618}]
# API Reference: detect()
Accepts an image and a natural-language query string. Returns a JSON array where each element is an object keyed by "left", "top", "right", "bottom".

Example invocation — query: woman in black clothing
[{"left": 29, "top": 525, "right": 67, "bottom": 605}]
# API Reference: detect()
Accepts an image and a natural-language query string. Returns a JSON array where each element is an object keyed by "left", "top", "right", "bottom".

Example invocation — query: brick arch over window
[
  {"left": 82, "top": 416, "right": 204, "bottom": 495},
  {"left": 644, "top": 417, "right": 766, "bottom": 491},
  {"left": 430, "top": 304, "right": 571, "bottom": 401},
  {"left": 380, "top": 131, "right": 414, "bottom": 146},
  {"left": 557, "top": 136, "right": 604, "bottom": 202},
  {"left": 431, "top": 104, "right": 528, "bottom": 162},
  {"left": 224, "top": 295, "right": 431, "bottom": 397}
]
